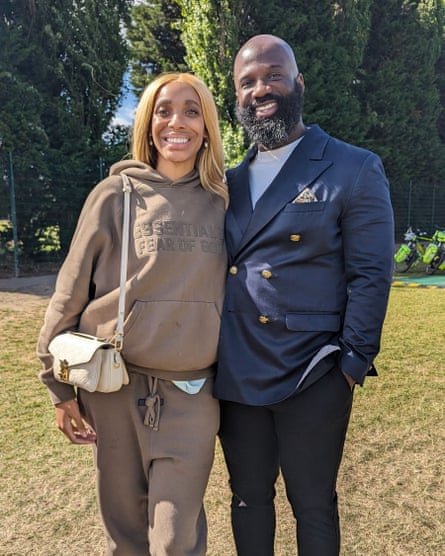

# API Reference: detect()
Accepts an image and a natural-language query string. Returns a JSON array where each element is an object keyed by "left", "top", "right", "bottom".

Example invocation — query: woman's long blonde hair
[{"left": 132, "top": 73, "right": 228, "bottom": 208}]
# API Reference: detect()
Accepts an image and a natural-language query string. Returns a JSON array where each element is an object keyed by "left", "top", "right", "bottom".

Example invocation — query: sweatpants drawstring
[{"left": 143, "top": 376, "right": 161, "bottom": 430}]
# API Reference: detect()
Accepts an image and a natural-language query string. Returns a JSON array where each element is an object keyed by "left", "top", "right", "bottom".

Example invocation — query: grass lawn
[{"left": 0, "top": 286, "right": 443, "bottom": 555}]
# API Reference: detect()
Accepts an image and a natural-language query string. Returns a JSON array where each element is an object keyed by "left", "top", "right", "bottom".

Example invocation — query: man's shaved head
[{"left": 234, "top": 34, "right": 299, "bottom": 81}]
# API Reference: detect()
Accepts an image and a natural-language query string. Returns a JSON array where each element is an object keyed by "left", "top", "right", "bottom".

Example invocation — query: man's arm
[{"left": 339, "top": 152, "right": 394, "bottom": 385}]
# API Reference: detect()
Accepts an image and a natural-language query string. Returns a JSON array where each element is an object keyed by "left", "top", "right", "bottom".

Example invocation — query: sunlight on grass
[{"left": 0, "top": 287, "right": 443, "bottom": 555}]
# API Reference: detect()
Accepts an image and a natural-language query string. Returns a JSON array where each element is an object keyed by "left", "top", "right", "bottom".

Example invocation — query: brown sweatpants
[{"left": 78, "top": 372, "right": 219, "bottom": 556}]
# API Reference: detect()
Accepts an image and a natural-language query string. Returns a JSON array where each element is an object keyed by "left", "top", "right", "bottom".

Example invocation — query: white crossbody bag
[{"left": 49, "top": 174, "right": 132, "bottom": 393}]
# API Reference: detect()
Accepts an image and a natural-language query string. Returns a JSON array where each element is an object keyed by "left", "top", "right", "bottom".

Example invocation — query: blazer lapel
[
  {"left": 233, "top": 126, "right": 332, "bottom": 252},
  {"left": 226, "top": 148, "right": 256, "bottom": 247}
]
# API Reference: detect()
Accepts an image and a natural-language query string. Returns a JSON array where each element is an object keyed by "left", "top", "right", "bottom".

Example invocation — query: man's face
[
  {"left": 236, "top": 81, "right": 304, "bottom": 149},
  {"left": 234, "top": 41, "right": 304, "bottom": 149}
]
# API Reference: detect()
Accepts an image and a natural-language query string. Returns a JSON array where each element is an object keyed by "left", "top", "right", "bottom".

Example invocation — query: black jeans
[{"left": 219, "top": 366, "right": 354, "bottom": 556}]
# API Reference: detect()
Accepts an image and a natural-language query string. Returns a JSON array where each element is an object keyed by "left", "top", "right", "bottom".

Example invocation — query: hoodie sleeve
[{"left": 36, "top": 176, "right": 123, "bottom": 404}]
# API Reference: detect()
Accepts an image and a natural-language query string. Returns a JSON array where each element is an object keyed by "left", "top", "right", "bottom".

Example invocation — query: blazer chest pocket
[
  {"left": 286, "top": 312, "right": 340, "bottom": 332},
  {"left": 283, "top": 201, "right": 326, "bottom": 213}
]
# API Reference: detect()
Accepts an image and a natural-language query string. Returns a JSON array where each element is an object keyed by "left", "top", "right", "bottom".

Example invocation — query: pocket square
[{"left": 292, "top": 188, "right": 318, "bottom": 203}]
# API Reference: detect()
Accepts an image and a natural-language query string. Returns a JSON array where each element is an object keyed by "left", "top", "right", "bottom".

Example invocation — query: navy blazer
[{"left": 214, "top": 125, "right": 394, "bottom": 405}]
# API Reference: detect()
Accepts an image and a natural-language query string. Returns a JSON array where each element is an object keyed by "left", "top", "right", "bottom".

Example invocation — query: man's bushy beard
[{"left": 236, "top": 82, "right": 304, "bottom": 149}]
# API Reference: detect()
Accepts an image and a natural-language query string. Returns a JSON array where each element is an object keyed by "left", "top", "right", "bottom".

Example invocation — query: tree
[
  {"left": 0, "top": 0, "right": 131, "bottom": 255},
  {"left": 359, "top": 0, "right": 445, "bottom": 184},
  {"left": 128, "top": 0, "right": 187, "bottom": 95}
]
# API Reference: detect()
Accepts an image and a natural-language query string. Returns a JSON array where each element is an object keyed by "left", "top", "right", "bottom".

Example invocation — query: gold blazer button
[
  {"left": 258, "top": 315, "right": 269, "bottom": 324},
  {"left": 229, "top": 266, "right": 238, "bottom": 275},
  {"left": 289, "top": 234, "right": 301, "bottom": 242},
  {"left": 261, "top": 269, "right": 272, "bottom": 279}
]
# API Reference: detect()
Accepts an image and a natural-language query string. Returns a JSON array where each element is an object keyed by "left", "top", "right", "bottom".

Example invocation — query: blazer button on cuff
[
  {"left": 229, "top": 266, "right": 238, "bottom": 275},
  {"left": 289, "top": 234, "right": 301, "bottom": 242},
  {"left": 258, "top": 315, "right": 269, "bottom": 324},
  {"left": 261, "top": 269, "right": 272, "bottom": 279}
]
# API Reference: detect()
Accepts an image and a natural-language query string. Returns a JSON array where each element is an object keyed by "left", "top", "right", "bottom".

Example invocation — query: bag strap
[{"left": 114, "top": 173, "right": 132, "bottom": 351}]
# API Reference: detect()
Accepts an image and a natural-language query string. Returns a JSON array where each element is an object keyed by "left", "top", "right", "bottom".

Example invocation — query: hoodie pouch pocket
[{"left": 122, "top": 300, "right": 221, "bottom": 371}]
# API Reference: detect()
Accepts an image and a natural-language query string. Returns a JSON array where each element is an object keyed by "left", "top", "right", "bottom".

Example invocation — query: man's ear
[{"left": 297, "top": 73, "right": 305, "bottom": 92}]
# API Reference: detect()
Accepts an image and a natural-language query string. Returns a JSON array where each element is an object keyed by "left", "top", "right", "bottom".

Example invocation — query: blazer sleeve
[{"left": 338, "top": 152, "right": 394, "bottom": 384}]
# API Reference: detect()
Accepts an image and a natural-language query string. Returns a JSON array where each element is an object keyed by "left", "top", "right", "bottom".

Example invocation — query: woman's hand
[{"left": 55, "top": 399, "right": 96, "bottom": 445}]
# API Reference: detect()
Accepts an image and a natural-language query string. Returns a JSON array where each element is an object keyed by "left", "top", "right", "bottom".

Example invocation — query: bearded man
[{"left": 214, "top": 34, "right": 394, "bottom": 556}]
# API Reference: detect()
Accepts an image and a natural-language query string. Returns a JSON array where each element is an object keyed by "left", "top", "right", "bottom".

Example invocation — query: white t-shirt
[{"left": 249, "top": 137, "right": 304, "bottom": 208}]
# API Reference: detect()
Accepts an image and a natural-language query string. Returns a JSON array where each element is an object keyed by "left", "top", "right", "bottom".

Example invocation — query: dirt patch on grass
[{"left": 0, "top": 274, "right": 56, "bottom": 310}]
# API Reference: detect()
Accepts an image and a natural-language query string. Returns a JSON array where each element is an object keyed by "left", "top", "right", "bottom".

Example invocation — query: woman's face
[{"left": 151, "top": 81, "right": 206, "bottom": 179}]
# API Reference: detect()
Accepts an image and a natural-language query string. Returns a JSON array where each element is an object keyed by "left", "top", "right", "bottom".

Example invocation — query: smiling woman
[
  {"left": 36, "top": 72, "right": 228, "bottom": 555},
  {"left": 151, "top": 81, "right": 206, "bottom": 180}
]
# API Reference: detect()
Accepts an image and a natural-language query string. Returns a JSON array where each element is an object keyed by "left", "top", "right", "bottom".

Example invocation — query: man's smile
[{"left": 254, "top": 100, "right": 278, "bottom": 118}]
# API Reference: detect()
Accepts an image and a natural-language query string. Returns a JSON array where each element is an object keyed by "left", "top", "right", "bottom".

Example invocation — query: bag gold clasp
[{"left": 58, "top": 359, "right": 70, "bottom": 382}]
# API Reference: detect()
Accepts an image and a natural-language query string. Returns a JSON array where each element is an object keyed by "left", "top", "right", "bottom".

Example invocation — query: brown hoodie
[{"left": 37, "top": 161, "right": 227, "bottom": 404}]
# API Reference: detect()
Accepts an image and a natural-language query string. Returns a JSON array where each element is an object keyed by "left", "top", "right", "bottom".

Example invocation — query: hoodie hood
[{"left": 109, "top": 159, "right": 201, "bottom": 189}]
